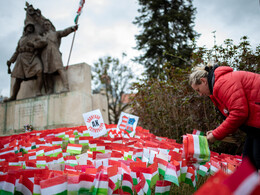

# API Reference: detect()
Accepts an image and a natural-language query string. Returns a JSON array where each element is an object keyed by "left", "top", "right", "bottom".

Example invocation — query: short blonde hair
[{"left": 189, "top": 64, "right": 213, "bottom": 85}]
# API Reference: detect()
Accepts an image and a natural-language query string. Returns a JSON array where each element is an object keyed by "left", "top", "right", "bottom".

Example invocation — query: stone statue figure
[
  {"left": 6, "top": 2, "right": 78, "bottom": 100},
  {"left": 6, "top": 23, "right": 47, "bottom": 101},
  {"left": 24, "top": 2, "right": 55, "bottom": 36},
  {"left": 41, "top": 19, "right": 78, "bottom": 94}
]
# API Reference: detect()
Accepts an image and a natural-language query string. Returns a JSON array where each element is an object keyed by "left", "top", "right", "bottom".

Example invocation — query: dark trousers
[{"left": 241, "top": 126, "right": 260, "bottom": 170}]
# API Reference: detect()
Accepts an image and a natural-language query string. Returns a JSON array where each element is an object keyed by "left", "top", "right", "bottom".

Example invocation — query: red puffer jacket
[{"left": 210, "top": 66, "right": 260, "bottom": 140}]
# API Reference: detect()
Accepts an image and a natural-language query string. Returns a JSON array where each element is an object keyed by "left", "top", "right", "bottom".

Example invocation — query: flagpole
[
  {"left": 66, "top": 0, "right": 85, "bottom": 69},
  {"left": 66, "top": 29, "right": 77, "bottom": 69}
]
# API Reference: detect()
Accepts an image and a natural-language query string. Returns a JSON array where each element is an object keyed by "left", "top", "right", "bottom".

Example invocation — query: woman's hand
[{"left": 206, "top": 131, "right": 216, "bottom": 143}]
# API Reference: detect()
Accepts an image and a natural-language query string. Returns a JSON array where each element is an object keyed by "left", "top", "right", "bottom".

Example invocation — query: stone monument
[
  {"left": 0, "top": 3, "right": 108, "bottom": 135},
  {"left": 6, "top": 2, "right": 78, "bottom": 100}
]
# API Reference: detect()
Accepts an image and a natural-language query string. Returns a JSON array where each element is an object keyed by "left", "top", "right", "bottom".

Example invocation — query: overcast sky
[{"left": 0, "top": 0, "right": 259, "bottom": 97}]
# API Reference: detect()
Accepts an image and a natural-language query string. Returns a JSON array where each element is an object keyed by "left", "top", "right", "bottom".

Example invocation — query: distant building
[
  {"left": 121, "top": 93, "right": 135, "bottom": 114},
  {"left": 121, "top": 93, "right": 135, "bottom": 104}
]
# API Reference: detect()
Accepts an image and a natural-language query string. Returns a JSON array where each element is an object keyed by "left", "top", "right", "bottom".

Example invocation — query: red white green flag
[
  {"left": 122, "top": 173, "right": 134, "bottom": 195},
  {"left": 66, "top": 143, "right": 82, "bottom": 155},
  {"left": 51, "top": 137, "right": 63, "bottom": 146},
  {"left": 149, "top": 162, "right": 159, "bottom": 187},
  {"left": 64, "top": 156, "right": 78, "bottom": 166},
  {"left": 155, "top": 180, "right": 171, "bottom": 195},
  {"left": 107, "top": 166, "right": 120, "bottom": 190},
  {"left": 90, "top": 172, "right": 109, "bottom": 195},
  {"left": 223, "top": 158, "right": 260, "bottom": 195},
  {"left": 108, "top": 178, "right": 116, "bottom": 195},
  {"left": 15, "top": 175, "right": 34, "bottom": 195},
  {"left": 183, "top": 134, "right": 210, "bottom": 165},
  {"left": 185, "top": 166, "right": 197, "bottom": 188},
  {"left": 40, "top": 175, "right": 68, "bottom": 195},
  {"left": 78, "top": 174, "right": 95, "bottom": 194},
  {"left": 67, "top": 175, "right": 79, "bottom": 194},
  {"left": 164, "top": 162, "right": 179, "bottom": 186},
  {"left": 136, "top": 172, "right": 151, "bottom": 195},
  {"left": 0, "top": 175, "right": 16, "bottom": 195},
  {"left": 74, "top": 0, "right": 85, "bottom": 24},
  {"left": 155, "top": 157, "right": 168, "bottom": 176},
  {"left": 34, "top": 172, "right": 49, "bottom": 195},
  {"left": 79, "top": 136, "right": 93, "bottom": 145},
  {"left": 180, "top": 159, "right": 188, "bottom": 182},
  {"left": 192, "top": 129, "right": 204, "bottom": 136},
  {"left": 210, "top": 158, "right": 221, "bottom": 175},
  {"left": 198, "top": 162, "right": 210, "bottom": 177},
  {"left": 134, "top": 173, "right": 146, "bottom": 195}
]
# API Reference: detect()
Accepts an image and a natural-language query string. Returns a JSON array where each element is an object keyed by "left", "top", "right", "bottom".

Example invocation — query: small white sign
[
  {"left": 82, "top": 109, "right": 107, "bottom": 138},
  {"left": 117, "top": 112, "right": 139, "bottom": 137}
]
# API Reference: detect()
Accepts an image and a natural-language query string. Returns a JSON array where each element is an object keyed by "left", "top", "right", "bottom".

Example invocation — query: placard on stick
[
  {"left": 82, "top": 109, "right": 107, "bottom": 138},
  {"left": 117, "top": 112, "right": 139, "bottom": 137}
]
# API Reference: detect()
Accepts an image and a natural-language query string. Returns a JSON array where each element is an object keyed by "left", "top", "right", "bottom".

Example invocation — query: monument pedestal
[{"left": 0, "top": 63, "right": 108, "bottom": 135}]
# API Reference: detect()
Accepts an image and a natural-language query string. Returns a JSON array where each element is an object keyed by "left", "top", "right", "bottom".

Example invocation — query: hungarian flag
[
  {"left": 108, "top": 178, "right": 116, "bottom": 195},
  {"left": 51, "top": 137, "right": 63, "bottom": 146},
  {"left": 192, "top": 129, "right": 204, "bottom": 136},
  {"left": 44, "top": 146, "right": 62, "bottom": 157},
  {"left": 169, "top": 150, "right": 182, "bottom": 162},
  {"left": 36, "top": 156, "right": 47, "bottom": 168},
  {"left": 223, "top": 158, "right": 260, "bottom": 195},
  {"left": 66, "top": 143, "right": 82, "bottom": 155},
  {"left": 108, "top": 166, "right": 120, "bottom": 190},
  {"left": 55, "top": 153, "right": 65, "bottom": 164},
  {"left": 185, "top": 166, "right": 197, "bottom": 188},
  {"left": 155, "top": 180, "right": 172, "bottom": 195},
  {"left": 8, "top": 158, "right": 20, "bottom": 167},
  {"left": 164, "top": 162, "right": 179, "bottom": 186},
  {"left": 183, "top": 134, "right": 210, "bottom": 165},
  {"left": 96, "top": 144, "right": 106, "bottom": 153},
  {"left": 91, "top": 172, "right": 109, "bottom": 195},
  {"left": 136, "top": 172, "right": 151, "bottom": 195},
  {"left": 122, "top": 173, "right": 134, "bottom": 195},
  {"left": 210, "top": 159, "right": 221, "bottom": 175},
  {"left": 34, "top": 172, "right": 50, "bottom": 195},
  {"left": 155, "top": 157, "right": 168, "bottom": 176},
  {"left": 15, "top": 175, "right": 34, "bottom": 195},
  {"left": 132, "top": 166, "right": 152, "bottom": 187},
  {"left": 25, "top": 161, "right": 37, "bottom": 169},
  {"left": 64, "top": 156, "right": 78, "bottom": 166},
  {"left": 36, "top": 147, "right": 45, "bottom": 157},
  {"left": 133, "top": 148, "right": 143, "bottom": 161},
  {"left": 40, "top": 175, "right": 68, "bottom": 195},
  {"left": 0, "top": 175, "right": 16, "bottom": 195},
  {"left": 67, "top": 175, "right": 79, "bottom": 194},
  {"left": 69, "top": 135, "right": 75, "bottom": 144},
  {"left": 180, "top": 159, "right": 188, "bottom": 182},
  {"left": 78, "top": 174, "right": 95, "bottom": 194},
  {"left": 198, "top": 162, "right": 210, "bottom": 177},
  {"left": 134, "top": 173, "right": 146, "bottom": 195},
  {"left": 149, "top": 162, "right": 159, "bottom": 187},
  {"left": 79, "top": 136, "right": 93, "bottom": 145},
  {"left": 20, "top": 142, "right": 32, "bottom": 153},
  {"left": 74, "top": 0, "right": 85, "bottom": 24},
  {"left": 44, "top": 146, "right": 55, "bottom": 157}
]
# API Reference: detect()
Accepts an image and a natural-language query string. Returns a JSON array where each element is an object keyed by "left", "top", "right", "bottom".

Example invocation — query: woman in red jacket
[{"left": 189, "top": 64, "right": 260, "bottom": 169}]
